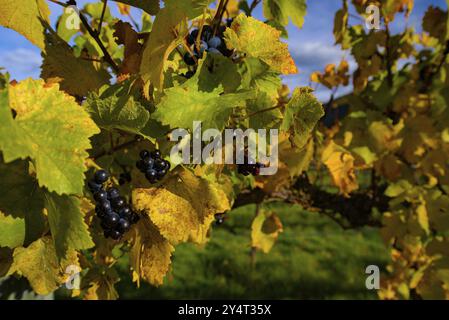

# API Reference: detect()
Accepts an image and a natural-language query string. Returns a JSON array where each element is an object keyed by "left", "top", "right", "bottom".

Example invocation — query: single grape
[
  {"left": 151, "top": 150, "right": 161, "bottom": 159},
  {"left": 103, "top": 212, "right": 120, "bottom": 227},
  {"left": 207, "top": 47, "right": 222, "bottom": 55},
  {"left": 94, "top": 190, "right": 108, "bottom": 202},
  {"left": 145, "top": 169, "right": 157, "bottom": 181},
  {"left": 107, "top": 188, "right": 120, "bottom": 199},
  {"left": 157, "top": 169, "right": 167, "bottom": 179},
  {"left": 154, "top": 158, "right": 165, "bottom": 170},
  {"left": 100, "top": 200, "right": 112, "bottom": 212},
  {"left": 94, "top": 170, "right": 109, "bottom": 184},
  {"left": 140, "top": 150, "right": 150, "bottom": 159},
  {"left": 117, "top": 218, "right": 131, "bottom": 233},
  {"left": 119, "top": 206, "right": 132, "bottom": 218},
  {"left": 188, "top": 29, "right": 199, "bottom": 44},
  {"left": 142, "top": 157, "right": 154, "bottom": 168},
  {"left": 208, "top": 36, "right": 222, "bottom": 49},
  {"left": 111, "top": 196, "right": 125, "bottom": 209},
  {"left": 194, "top": 40, "right": 208, "bottom": 55},
  {"left": 110, "top": 230, "right": 122, "bottom": 240}
]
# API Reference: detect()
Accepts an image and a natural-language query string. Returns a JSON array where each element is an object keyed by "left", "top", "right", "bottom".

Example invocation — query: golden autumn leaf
[
  {"left": 321, "top": 140, "right": 359, "bottom": 196},
  {"left": 224, "top": 13, "right": 297, "bottom": 74},
  {"left": 251, "top": 211, "right": 283, "bottom": 254},
  {"left": 133, "top": 168, "right": 231, "bottom": 245}
]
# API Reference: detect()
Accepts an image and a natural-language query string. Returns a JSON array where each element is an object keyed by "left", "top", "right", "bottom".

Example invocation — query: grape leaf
[
  {"left": 0, "top": 0, "right": 50, "bottom": 50},
  {"left": 153, "top": 59, "right": 255, "bottom": 132},
  {"left": 83, "top": 268, "right": 119, "bottom": 300},
  {"left": 280, "top": 87, "right": 324, "bottom": 148},
  {"left": 251, "top": 211, "right": 283, "bottom": 254},
  {"left": 0, "top": 159, "right": 46, "bottom": 247},
  {"left": 0, "top": 79, "right": 100, "bottom": 195},
  {"left": 113, "top": 0, "right": 160, "bottom": 15},
  {"left": 140, "top": 0, "right": 213, "bottom": 91},
  {"left": 224, "top": 13, "right": 297, "bottom": 74},
  {"left": 7, "top": 237, "right": 79, "bottom": 295},
  {"left": 44, "top": 192, "right": 94, "bottom": 260},
  {"left": 41, "top": 32, "right": 111, "bottom": 97},
  {"left": 321, "top": 140, "right": 359, "bottom": 197},
  {"left": 263, "top": 0, "right": 307, "bottom": 29},
  {"left": 0, "top": 212, "right": 25, "bottom": 249},
  {"left": 238, "top": 57, "right": 282, "bottom": 101},
  {"left": 129, "top": 219, "right": 175, "bottom": 286},
  {"left": 85, "top": 82, "right": 151, "bottom": 138},
  {"left": 133, "top": 168, "right": 231, "bottom": 245}
]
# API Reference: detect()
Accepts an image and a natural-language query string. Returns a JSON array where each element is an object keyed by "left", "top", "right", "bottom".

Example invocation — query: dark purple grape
[
  {"left": 100, "top": 200, "right": 112, "bottom": 212},
  {"left": 103, "top": 212, "right": 120, "bottom": 227},
  {"left": 119, "top": 206, "right": 132, "bottom": 218},
  {"left": 156, "top": 169, "right": 167, "bottom": 179},
  {"left": 140, "top": 150, "right": 150, "bottom": 159},
  {"left": 154, "top": 158, "right": 165, "bottom": 170},
  {"left": 94, "top": 170, "right": 109, "bottom": 184},
  {"left": 111, "top": 196, "right": 125, "bottom": 209},
  {"left": 107, "top": 188, "right": 120, "bottom": 199},
  {"left": 110, "top": 230, "right": 122, "bottom": 240},
  {"left": 142, "top": 157, "right": 154, "bottom": 168},
  {"left": 117, "top": 218, "right": 130, "bottom": 233},
  {"left": 188, "top": 29, "right": 199, "bottom": 45},
  {"left": 201, "top": 25, "right": 213, "bottom": 40},
  {"left": 94, "top": 190, "right": 108, "bottom": 202},
  {"left": 151, "top": 150, "right": 161, "bottom": 159}
]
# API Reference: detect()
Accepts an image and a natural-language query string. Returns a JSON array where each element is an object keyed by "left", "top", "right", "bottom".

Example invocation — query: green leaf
[
  {"left": 0, "top": 0, "right": 50, "bottom": 50},
  {"left": 56, "top": 7, "right": 80, "bottom": 42},
  {"left": 85, "top": 82, "right": 151, "bottom": 138},
  {"left": 280, "top": 87, "right": 324, "bottom": 148},
  {"left": 0, "top": 212, "right": 25, "bottom": 249},
  {"left": 113, "top": 0, "right": 160, "bottom": 15},
  {"left": 263, "top": 0, "right": 307, "bottom": 29},
  {"left": 0, "top": 159, "right": 46, "bottom": 247},
  {"left": 0, "top": 79, "right": 100, "bottom": 195},
  {"left": 44, "top": 192, "right": 94, "bottom": 259},
  {"left": 140, "top": 0, "right": 213, "bottom": 91},
  {"left": 224, "top": 14, "right": 297, "bottom": 75},
  {"left": 41, "top": 32, "right": 111, "bottom": 97},
  {"left": 238, "top": 57, "right": 282, "bottom": 100},
  {"left": 153, "top": 59, "right": 255, "bottom": 132}
]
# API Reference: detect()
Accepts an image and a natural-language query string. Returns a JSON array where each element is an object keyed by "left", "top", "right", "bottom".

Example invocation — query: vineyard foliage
[{"left": 0, "top": 0, "right": 448, "bottom": 300}]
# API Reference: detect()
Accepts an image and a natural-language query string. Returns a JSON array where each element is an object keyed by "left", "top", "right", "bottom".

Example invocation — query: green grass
[{"left": 115, "top": 203, "right": 390, "bottom": 299}]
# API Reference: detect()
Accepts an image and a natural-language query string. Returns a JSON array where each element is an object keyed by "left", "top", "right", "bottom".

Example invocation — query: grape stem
[
  {"left": 248, "top": 0, "right": 262, "bottom": 16},
  {"left": 97, "top": 0, "right": 108, "bottom": 35},
  {"left": 92, "top": 136, "right": 141, "bottom": 160},
  {"left": 49, "top": 0, "right": 120, "bottom": 73}
]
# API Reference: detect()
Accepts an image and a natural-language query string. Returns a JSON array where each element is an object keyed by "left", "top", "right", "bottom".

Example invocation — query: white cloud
[
  {"left": 0, "top": 48, "right": 42, "bottom": 80},
  {"left": 289, "top": 41, "right": 356, "bottom": 73}
]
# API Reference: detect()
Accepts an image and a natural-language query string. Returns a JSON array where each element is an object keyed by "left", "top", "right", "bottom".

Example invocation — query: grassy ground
[{"left": 115, "top": 202, "right": 390, "bottom": 299}]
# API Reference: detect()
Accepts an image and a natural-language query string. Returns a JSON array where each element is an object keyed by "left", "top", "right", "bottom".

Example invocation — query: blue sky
[{"left": 0, "top": 0, "right": 446, "bottom": 101}]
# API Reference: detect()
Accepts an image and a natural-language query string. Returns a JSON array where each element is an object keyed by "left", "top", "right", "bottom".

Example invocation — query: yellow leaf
[
  {"left": 129, "top": 219, "right": 175, "bottom": 287},
  {"left": 133, "top": 168, "right": 231, "bottom": 245},
  {"left": 251, "top": 211, "right": 283, "bottom": 254},
  {"left": 224, "top": 13, "right": 297, "bottom": 74},
  {"left": 7, "top": 237, "right": 79, "bottom": 295},
  {"left": 321, "top": 140, "right": 358, "bottom": 196}
]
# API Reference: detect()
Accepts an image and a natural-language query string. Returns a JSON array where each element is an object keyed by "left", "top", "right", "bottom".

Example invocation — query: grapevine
[{"left": 0, "top": 0, "right": 447, "bottom": 301}]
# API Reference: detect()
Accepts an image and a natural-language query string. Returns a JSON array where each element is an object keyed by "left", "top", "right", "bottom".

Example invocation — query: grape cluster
[
  {"left": 183, "top": 25, "right": 232, "bottom": 66},
  {"left": 88, "top": 170, "right": 140, "bottom": 240},
  {"left": 237, "top": 159, "right": 265, "bottom": 176},
  {"left": 136, "top": 150, "right": 171, "bottom": 184}
]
